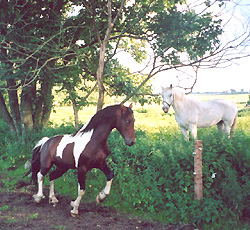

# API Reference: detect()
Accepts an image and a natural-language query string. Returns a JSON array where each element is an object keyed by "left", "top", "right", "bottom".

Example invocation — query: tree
[
  {"left": 1, "top": 0, "right": 249, "bottom": 135},
  {"left": 0, "top": 0, "right": 71, "bottom": 135}
]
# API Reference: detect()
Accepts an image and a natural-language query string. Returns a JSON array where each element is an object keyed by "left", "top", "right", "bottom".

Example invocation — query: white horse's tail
[{"left": 230, "top": 112, "right": 237, "bottom": 138}]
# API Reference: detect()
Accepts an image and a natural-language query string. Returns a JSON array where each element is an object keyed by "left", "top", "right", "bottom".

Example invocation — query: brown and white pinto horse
[{"left": 29, "top": 104, "right": 135, "bottom": 216}]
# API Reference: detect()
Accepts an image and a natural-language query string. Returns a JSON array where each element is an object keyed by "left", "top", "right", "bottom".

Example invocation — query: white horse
[{"left": 162, "top": 85, "right": 238, "bottom": 140}]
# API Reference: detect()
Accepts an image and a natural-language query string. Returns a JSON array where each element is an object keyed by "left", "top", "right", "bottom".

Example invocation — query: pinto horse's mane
[{"left": 73, "top": 104, "right": 131, "bottom": 137}]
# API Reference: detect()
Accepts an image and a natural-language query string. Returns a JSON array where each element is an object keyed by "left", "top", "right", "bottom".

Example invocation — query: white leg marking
[
  {"left": 49, "top": 180, "right": 59, "bottom": 205},
  {"left": 70, "top": 184, "right": 85, "bottom": 215},
  {"left": 33, "top": 172, "right": 44, "bottom": 203},
  {"left": 96, "top": 179, "right": 113, "bottom": 204}
]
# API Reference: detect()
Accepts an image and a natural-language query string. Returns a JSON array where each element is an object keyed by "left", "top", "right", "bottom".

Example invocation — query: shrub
[{"left": 1, "top": 119, "right": 250, "bottom": 229}]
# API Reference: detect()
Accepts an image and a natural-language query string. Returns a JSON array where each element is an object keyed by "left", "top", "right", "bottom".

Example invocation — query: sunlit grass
[
  {"left": 50, "top": 94, "right": 249, "bottom": 134},
  {"left": 192, "top": 93, "right": 248, "bottom": 109}
]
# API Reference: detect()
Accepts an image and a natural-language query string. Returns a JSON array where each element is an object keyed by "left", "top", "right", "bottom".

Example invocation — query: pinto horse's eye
[{"left": 126, "top": 119, "right": 131, "bottom": 124}]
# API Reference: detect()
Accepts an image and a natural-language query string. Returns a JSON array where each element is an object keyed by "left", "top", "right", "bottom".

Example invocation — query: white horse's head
[{"left": 162, "top": 84, "right": 174, "bottom": 113}]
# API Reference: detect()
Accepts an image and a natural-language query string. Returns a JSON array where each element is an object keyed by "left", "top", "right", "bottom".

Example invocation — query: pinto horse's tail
[{"left": 24, "top": 137, "right": 49, "bottom": 183}]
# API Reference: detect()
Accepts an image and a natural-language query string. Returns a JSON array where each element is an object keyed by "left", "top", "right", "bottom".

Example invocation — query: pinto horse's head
[
  {"left": 162, "top": 84, "right": 174, "bottom": 113},
  {"left": 116, "top": 103, "right": 136, "bottom": 146}
]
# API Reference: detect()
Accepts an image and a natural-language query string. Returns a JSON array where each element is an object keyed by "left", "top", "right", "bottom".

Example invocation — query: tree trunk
[
  {"left": 0, "top": 91, "right": 16, "bottom": 133},
  {"left": 96, "top": 44, "right": 106, "bottom": 111},
  {"left": 72, "top": 101, "right": 79, "bottom": 129},
  {"left": 95, "top": 0, "right": 125, "bottom": 111},
  {"left": 20, "top": 83, "right": 35, "bottom": 132},
  {"left": 7, "top": 79, "right": 22, "bottom": 136},
  {"left": 41, "top": 78, "right": 53, "bottom": 127},
  {"left": 33, "top": 82, "right": 43, "bottom": 128},
  {"left": 63, "top": 82, "right": 79, "bottom": 128}
]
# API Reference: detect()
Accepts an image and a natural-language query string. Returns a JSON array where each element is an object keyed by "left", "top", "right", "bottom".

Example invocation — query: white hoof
[
  {"left": 70, "top": 201, "right": 79, "bottom": 216},
  {"left": 96, "top": 194, "right": 101, "bottom": 204},
  {"left": 49, "top": 196, "right": 59, "bottom": 206},
  {"left": 96, "top": 191, "right": 107, "bottom": 204},
  {"left": 33, "top": 194, "right": 43, "bottom": 203},
  {"left": 70, "top": 209, "right": 79, "bottom": 215}
]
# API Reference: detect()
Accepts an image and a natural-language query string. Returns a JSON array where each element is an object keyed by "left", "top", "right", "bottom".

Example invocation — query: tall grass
[{"left": 1, "top": 94, "right": 250, "bottom": 229}]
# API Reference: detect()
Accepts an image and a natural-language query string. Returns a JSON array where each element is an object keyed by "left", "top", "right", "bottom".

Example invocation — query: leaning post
[{"left": 193, "top": 140, "right": 203, "bottom": 201}]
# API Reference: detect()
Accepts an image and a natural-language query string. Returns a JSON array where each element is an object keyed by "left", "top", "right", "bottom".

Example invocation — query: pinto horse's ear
[
  {"left": 120, "top": 103, "right": 126, "bottom": 111},
  {"left": 129, "top": 103, "right": 133, "bottom": 109},
  {"left": 170, "top": 84, "right": 173, "bottom": 89}
]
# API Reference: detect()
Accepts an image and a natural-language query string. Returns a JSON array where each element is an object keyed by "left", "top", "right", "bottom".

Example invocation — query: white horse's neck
[{"left": 172, "top": 90, "right": 188, "bottom": 112}]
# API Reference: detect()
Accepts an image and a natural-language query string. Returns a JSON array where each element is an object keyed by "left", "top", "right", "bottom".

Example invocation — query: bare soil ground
[{"left": 0, "top": 177, "right": 194, "bottom": 230}]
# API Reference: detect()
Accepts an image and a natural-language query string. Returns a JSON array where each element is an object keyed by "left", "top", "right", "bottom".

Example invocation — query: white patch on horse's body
[
  {"left": 56, "top": 129, "right": 94, "bottom": 167},
  {"left": 162, "top": 85, "right": 238, "bottom": 140},
  {"left": 73, "top": 129, "right": 93, "bottom": 167},
  {"left": 34, "top": 137, "right": 49, "bottom": 149}
]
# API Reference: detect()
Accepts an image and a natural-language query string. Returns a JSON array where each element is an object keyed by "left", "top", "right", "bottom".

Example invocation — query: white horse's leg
[
  {"left": 49, "top": 180, "right": 59, "bottom": 205},
  {"left": 189, "top": 125, "right": 197, "bottom": 140},
  {"left": 96, "top": 179, "right": 113, "bottom": 204},
  {"left": 180, "top": 127, "right": 189, "bottom": 141},
  {"left": 223, "top": 121, "right": 231, "bottom": 138},
  {"left": 217, "top": 121, "right": 224, "bottom": 133},
  {"left": 33, "top": 172, "right": 44, "bottom": 203},
  {"left": 70, "top": 184, "right": 85, "bottom": 216}
]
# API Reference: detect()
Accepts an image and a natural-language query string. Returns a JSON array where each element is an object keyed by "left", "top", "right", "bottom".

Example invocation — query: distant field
[
  {"left": 50, "top": 93, "right": 250, "bottom": 133},
  {"left": 192, "top": 93, "right": 248, "bottom": 109}
]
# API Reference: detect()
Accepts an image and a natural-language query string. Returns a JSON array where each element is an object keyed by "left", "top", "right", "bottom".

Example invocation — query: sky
[
  {"left": 161, "top": 0, "right": 250, "bottom": 93},
  {"left": 153, "top": 55, "right": 250, "bottom": 93},
  {"left": 71, "top": 1, "right": 249, "bottom": 93},
  {"left": 117, "top": 0, "right": 250, "bottom": 93}
]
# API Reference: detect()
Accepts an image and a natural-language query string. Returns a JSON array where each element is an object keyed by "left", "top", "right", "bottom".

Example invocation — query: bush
[
  {"left": 104, "top": 130, "right": 250, "bottom": 228},
  {"left": 1, "top": 120, "right": 250, "bottom": 229}
]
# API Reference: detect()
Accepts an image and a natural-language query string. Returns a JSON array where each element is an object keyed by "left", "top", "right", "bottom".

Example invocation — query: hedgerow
[{"left": 1, "top": 118, "right": 250, "bottom": 229}]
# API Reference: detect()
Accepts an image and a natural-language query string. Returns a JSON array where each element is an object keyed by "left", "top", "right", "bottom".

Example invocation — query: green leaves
[{"left": 147, "top": 6, "right": 222, "bottom": 62}]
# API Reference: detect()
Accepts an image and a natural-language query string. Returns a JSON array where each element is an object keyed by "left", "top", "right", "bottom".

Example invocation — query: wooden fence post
[{"left": 194, "top": 140, "right": 203, "bottom": 201}]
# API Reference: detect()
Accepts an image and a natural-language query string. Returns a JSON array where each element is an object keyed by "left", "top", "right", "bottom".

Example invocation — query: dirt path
[{"left": 0, "top": 179, "right": 193, "bottom": 230}]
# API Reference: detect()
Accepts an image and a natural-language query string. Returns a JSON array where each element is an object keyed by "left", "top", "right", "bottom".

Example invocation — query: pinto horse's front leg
[
  {"left": 96, "top": 160, "right": 114, "bottom": 204},
  {"left": 70, "top": 168, "right": 86, "bottom": 217},
  {"left": 70, "top": 184, "right": 85, "bottom": 217},
  {"left": 96, "top": 179, "right": 113, "bottom": 204}
]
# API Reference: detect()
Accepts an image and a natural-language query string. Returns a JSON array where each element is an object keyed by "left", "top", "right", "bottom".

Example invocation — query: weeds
[{"left": 1, "top": 114, "right": 250, "bottom": 229}]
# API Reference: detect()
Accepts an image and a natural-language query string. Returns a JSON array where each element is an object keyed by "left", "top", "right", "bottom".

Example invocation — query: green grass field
[
  {"left": 1, "top": 93, "right": 250, "bottom": 229},
  {"left": 50, "top": 93, "right": 250, "bottom": 134}
]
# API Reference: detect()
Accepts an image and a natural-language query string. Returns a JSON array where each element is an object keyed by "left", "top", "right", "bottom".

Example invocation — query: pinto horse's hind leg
[
  {"left": 96, "top": 161, "right": 114, "bottom": 204},
  {"left": 33, "top": 172, "right": 44, "bottom": 203},
  {"left": 49, "top": 167, "right": 69, "bottom": 206}
]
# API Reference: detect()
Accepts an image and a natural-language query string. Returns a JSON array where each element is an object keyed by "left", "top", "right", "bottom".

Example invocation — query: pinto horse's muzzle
[{"left": 125, "top": 138, "right": 136, "bottom": 146}]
